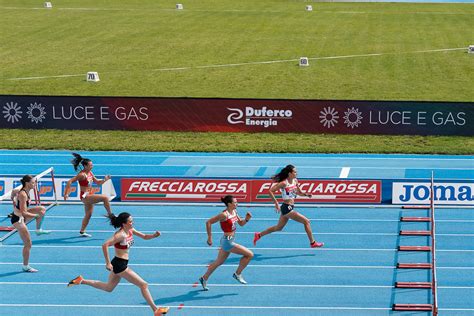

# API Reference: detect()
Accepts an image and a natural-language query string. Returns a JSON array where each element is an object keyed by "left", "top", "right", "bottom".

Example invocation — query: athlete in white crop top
[{"left": 253, "top": 165, "right": 324, "bottom": 248}]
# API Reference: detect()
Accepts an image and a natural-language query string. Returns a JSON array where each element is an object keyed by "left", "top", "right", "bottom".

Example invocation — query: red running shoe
[
  {"left": 155, "top": 307, "right": 170, "bottom": 315},
  {"left": 310, "top": 241, "right": 324, "bottom": 248},
  {"left": 253, "top": 232, "right": 261, "bottom": 246}
]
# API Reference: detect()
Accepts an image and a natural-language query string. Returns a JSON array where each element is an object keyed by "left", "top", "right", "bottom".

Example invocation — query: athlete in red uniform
[
  {"left": 198, "top": 195, "right": 253, "bottom": 290},
  {"left": 253, "top": 164, "right": 324, "bottom": 248},
  {"left": 64, "top": 153, "right": 112, "bottom": 237},
  {"left": 68, "top": 212, "right": 169, "bottom": 315}
]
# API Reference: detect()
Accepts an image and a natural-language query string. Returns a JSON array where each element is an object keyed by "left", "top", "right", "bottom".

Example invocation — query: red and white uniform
[
  {"left": 114, "top": 230, "right": 134, "bottom": 250},
  {"left": 78, "top": 171, "right": 94, "bottom": 199},
  {"left": 281, "top": 179, "right": 298, "bottom": 200},
  {"left": 220, "top": 210, "right": 239, "bottom": 233}
]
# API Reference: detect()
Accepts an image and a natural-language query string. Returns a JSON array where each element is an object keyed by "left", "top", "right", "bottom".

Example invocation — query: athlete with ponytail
[
  {"left": 64, "top": 153, "right": 112, "bottom": 237},
  {"left": 11, "top": 175, "right": 50, "bottom": 272},
  {"left": 68, "top": 212, "right": 169, "bottom": 315},
  {"left": 198, "top": 195, "right": 253, "bottom": 291},
  {"left": 253, "top": 164, "right": 324, "bottom": 248}
]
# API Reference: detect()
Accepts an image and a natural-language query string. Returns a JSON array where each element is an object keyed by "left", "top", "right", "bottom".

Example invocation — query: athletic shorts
[
  {"left": 280, "top": 203, "right": 294, "bottom": 216},
  {"left": 111, "top": 256, "right": 129, "bottom": 274},
  {"left": 220, "top": 235, "right": 236, "bottom": 252},
  {"left": 11, "top": 214, "right": 24, "bottom": 225}
]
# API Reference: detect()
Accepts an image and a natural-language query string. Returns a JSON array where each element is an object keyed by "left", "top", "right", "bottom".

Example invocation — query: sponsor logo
[
  {"left": 37, "top": 181, "right": 54, "bottom": 197},
  {"left": 27, "top": 102, "right": 46, "bottom": 124},
  {"left": 227, "top": 106, "right": 293, "bottom": 128},
  {"left": 90, "top": 184, "right": 102, "bottom": 195},
  {"left": 122, "top": 179, "right": 250, "bottom": 201},
  {"left": 2, "top": 102, "right": 22, "bottom": 124},
  {"left": 62, "top": 181, "right": 78, "bottom": 197},
  {"left": 320, "top": 107, "right": 364, "bottom": 129},
  {"left": 393, "top": 182, "right": 474, "bottom": 205},
  {"left": 253, "top": 180, "right": 381, "bottom": 203},
  {"left": 0, "top": 180, "right": 4, "bottom": 196}
]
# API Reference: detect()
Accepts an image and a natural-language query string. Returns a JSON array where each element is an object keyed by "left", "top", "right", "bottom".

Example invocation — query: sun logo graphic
[
  {"left": 319, "top": 107, "right": 339, "bottom": 128},
  {"left": 27, "top": 102, "right": 46, "bottom": 124},
  {"left": 343, "top": 107, "right": 363, "bottom": 129},
  {"left": 2, "top": 102, "right": 23, "bottom": 124}
]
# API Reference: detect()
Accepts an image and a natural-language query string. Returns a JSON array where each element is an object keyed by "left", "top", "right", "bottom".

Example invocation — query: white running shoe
[
  {"left": 232, "top": 273, "right": 247, "bottom": 284},
  {"left": 22, "top": 265, "right": 38, "bottom": 273},
  {"left": 79, "top": 232, "right": 92, "bottom": 238},
  {"left": 35, "top": 229, "right": 51, "bottom": 235}
]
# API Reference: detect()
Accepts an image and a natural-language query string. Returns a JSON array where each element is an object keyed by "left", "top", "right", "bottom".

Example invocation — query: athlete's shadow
[
  {"left": 224, "top": 253, "right": 315, "bottom": 264},
  {"left": 153, "top": 289, "right": 238, "bottom": 305},
  {"left": 0, "top": 271, "right": 23, "bottom": 279},
  {"left": 26, "top": 236, "right": 101, "bottom": 245}
]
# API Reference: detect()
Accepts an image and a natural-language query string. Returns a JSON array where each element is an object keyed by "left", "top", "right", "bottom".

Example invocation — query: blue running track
[{"left": 0, "top": 150, "right": 473, "bottom": 315}]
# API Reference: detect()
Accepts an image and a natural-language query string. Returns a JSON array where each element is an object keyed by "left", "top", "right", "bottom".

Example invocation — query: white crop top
[{"left": 280, "top": 179, "right": 298, "bottom": 200}]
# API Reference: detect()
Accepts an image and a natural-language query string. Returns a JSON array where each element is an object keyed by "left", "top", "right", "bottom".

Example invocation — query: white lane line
[
  {"left": 0, "top": 262, "right": 396, "bottom": 268},
  {"left": 0, "top": 303, "right": 472, "bottom": 312},
  {"left": 0, "top": 281, "right": 393, "bottom": 288},
  {"left": 0, "top": 303, "right": 394, "bottom": 310},
  {"left": 1, "top": 262, "right": 472, "bottom": 270},
  {"left": 0, "top": 152, "right": 472, "bottom": 162},
  {"left": 2, "top": 244, "right": 473, "bottom": 252},
  {"left": 1, "top": 281, "right": 471, "bottom": 289},
  {"left": 39, "top": 215, "right": 474, "bottom": 223},
  {"left": 0, "top": 244, "right": 397, "bottom": 251},
  {"left": 24, "top": 230, "right": 474, "bottom": 237},
  {"left": 6, "top": 47, "right": 467, "bottom": 81},
  {"left": 339, "top": 167, "right": 351, "bottom": 178},
  {"left": 1, "top": 163, "right": 473, "bottom": 171}
]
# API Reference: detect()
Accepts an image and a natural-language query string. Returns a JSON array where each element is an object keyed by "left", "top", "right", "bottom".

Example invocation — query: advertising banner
[
  {"left": 121, "top": 178, "right": 251, "bottom": 202},
  {"left": 121, "top": 178, "right": 382, "bottom": 203},
  {"left": 1, "top": 95, "right": 472, "bottom": 136},
  {"left": 251, "top": 180, "right": 381, "bottom": 203},
  {"left": 392, "top": 182, "right": 474, "bottom": 205},
  {"left": 0, "top": 177, "right": 116, "bottom": 202}
]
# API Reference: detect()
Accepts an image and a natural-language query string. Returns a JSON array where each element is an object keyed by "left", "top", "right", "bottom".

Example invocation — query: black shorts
[
  {"left": 11, "top": 214, "right": 21, "bottom": 225},
  {"left": 281, "top": 203, "right": 294, "bottom": 216},
  {"left": 111, "top": 257, "right": 129, "bottom": 274}
]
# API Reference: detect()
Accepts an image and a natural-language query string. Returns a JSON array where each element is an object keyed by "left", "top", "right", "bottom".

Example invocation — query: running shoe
[
  {"left": 310, "top": 240, "right": 324, "bottom": 248},
  {"left": 35, "top": 229, "right": 51, "bottom": 235},
  {"left": 155, "top": 307, "right": 170, "bottom": 315},
  {"left": 79, "top": 231, "right": 92, "bottom": 238},
  {"left": 253, "top": 232, "right": 261, "bottom": 246},
  {"left": 199, "top": 277, "right": 209, "bottom": 291},
  {"left": 22, "top": 265, "right": 38, "bottom": 273},
  {"left": 67, "top": 275, "right": 84, "bottom": 287},
  {"left": 232, "top": 273, "right": 247, "bottom": 284}
]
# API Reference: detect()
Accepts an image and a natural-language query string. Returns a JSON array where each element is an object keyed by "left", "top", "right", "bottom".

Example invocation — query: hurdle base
[
  {"left": 398, "top": 246, "right": 431, "bottom": 252},
  {"left": 401, "top": 217, "right": 431, "bottom": 222},
  {"left": 400, "top": 230, "right": 431, "bottom": 236},
  {"left": 397, "top": 263, "right": 432, "bottom": 269},
  {"left": 393, "top": 304, "right": 433, "bottom": 311},
  {"left": 395, "top": 282, "right": 432, "bottom": 289}
]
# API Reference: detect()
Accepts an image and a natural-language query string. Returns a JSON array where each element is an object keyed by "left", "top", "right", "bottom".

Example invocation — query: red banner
[
  {"left": 1, "top": 95, "right": 472, "bottom": 136},
  {"left": 121, "top": 178, "right": 381, "bottom": 203},
  {"left": 121, "top": 178, "right": 251, "bottom": 202}
]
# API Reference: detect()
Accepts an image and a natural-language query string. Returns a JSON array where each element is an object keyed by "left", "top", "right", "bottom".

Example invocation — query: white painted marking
[
  {"left": 6, "top": 48, "right": 466, "bottom": 81},
  {"left": 339, "top": 167, "right": 350, "bottom": 178}
]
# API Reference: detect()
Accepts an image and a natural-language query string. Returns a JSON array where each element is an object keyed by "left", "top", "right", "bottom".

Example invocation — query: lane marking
[
  {"left": 2, "top": 245, "right": 473, "bottom": 252},
  {"left": 0, "top": 151, "right": 472, "bottom": 162},
  {"left": 24, "top": 229, "right": 474, "bottom": 237},
  {"left": 1, "top": 281, "right": 471, "bottom": 289},
  {"left": 1, "top": 262, "right": 472, "bottom": 269},
  {"left": 6, "top": 47, "right": 467, "bottom": 81},
  {"left": 339, "top": 167, "right": 351, "bottom": 178}
]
